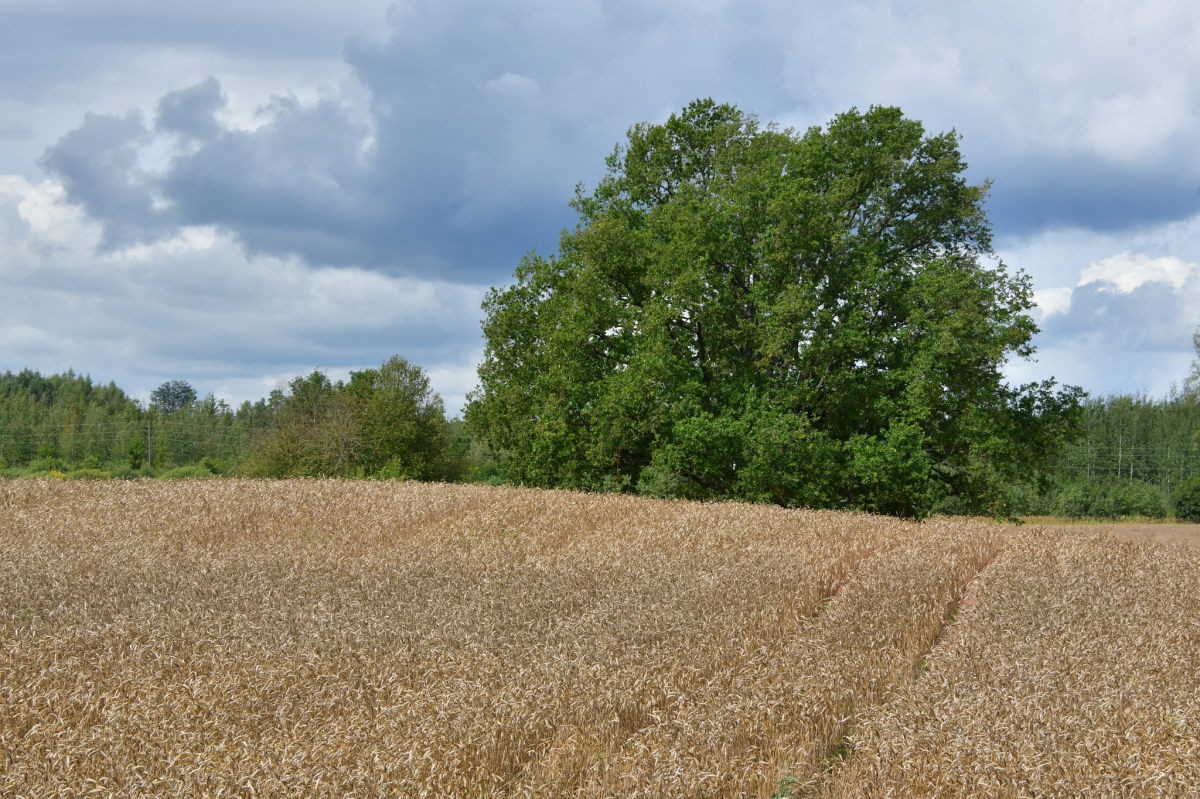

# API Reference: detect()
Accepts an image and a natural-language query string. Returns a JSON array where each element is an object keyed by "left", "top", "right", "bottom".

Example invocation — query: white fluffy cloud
[
  {"left": 1012, "top": 240, "right": 1200, "bottom": 397},
  {"left": 1079, "top": 252, "right": 1196, "bottom": 294}
]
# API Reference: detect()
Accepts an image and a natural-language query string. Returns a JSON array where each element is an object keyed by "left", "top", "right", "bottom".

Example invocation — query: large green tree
[{"left": 466, "top": 100, "right": 1082, "bottom": 517}]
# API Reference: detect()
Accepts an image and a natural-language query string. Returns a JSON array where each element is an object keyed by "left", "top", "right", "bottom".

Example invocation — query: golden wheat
[
  {"left": 822, "top": 527, "right": 1200, "bottom": 798},
  {"left": 0, "top": 479, "right": 1002, "bottom": 797},
  {"left": 4, "top": 480, "right": 1192, "bottom": 797}
]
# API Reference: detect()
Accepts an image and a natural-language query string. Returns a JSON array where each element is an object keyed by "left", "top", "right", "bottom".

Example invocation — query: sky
[{"left": 1, "top": 0, "right": 1199, "bottom": 413}]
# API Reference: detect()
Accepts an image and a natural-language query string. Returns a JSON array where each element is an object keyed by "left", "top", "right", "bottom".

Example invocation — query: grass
[{"left": 1, "top": 479, "right": 1197, "bottom": 796}]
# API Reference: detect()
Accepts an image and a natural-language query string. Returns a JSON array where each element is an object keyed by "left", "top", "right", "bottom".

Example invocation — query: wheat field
[{"left": 0, "top": 480, "right": 1196, "bottom": 797}]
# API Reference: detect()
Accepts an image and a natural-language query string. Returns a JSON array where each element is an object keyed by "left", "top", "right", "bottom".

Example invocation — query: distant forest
[
  {"left": 998, "top": 390, "right": 1200, "bottom": 519},
  {"left": 0, "top": 360, "right": 498, "bottom": 484},
  {"left": 2, "top": 361, "right": 1200, "bottom": 520}
]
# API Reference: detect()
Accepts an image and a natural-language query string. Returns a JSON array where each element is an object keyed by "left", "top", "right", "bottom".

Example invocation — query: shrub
[
  {"left": 16, "top": 457, "right": 67, "bottom": 477},
  {"left": 157, "top": 462, "right": 218, "bottom": 480},
  {"left": 198, "top": 456, "right": 225, "bottom": 475},
  {"left": 998, "top": 481, "right": 1057, "bottom": 517},
  {"left": 1173, "top": 476, "right": 1200, "bottom": 522},
  {"left": 1056, "top": 479, "right": 1168, "bottom": 520}
]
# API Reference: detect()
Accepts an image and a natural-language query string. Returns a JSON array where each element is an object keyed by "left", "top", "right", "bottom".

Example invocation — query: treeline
[
  {"left": 0, "top": 370, "right": 252, "bottom": 476},
  {"left": 0, "top": 359, "right": 496, "bottom": 482},
  {"left": 1004, "top": 389, "right": 1200, "bottom": 519},
  {"left": 6, "top": 361, "right": 1200, "bottom": 519}
]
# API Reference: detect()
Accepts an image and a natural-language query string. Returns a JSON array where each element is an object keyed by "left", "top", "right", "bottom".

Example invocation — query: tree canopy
[
  {"left": 466, "top": 100, "right": 1083, "bottom": 517},
  {"left": 243, "top": 356, "right": 465, "bottom": 481},
  {"left": 150, "top": 380, "right": 197, "bottom": 414}
]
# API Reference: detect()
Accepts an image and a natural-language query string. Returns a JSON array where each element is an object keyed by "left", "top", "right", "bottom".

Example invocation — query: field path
[{"left": 821, "top": 526, "right": 1200, "bottom": 797}]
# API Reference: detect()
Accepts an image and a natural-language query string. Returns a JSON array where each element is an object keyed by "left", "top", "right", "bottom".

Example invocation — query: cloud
[
  {"left": 1031, "top": 251, "right": 1200, "bottom": 330},
  {"left": 1014, "top": 248, "right": 1200, "bottom": 396},
  {"left": 156, "top": 77, "right": 226, "bottom": 142},
  {"left": 37, "top": 110, "right": 176, "bottom": 249},
  {"left": 30, "top": 0, "right": 1200, "bottom": 287},
  {"left": 1033, "top": 287, "right": 1073, "bottom": 318},
  {"left": 1032, "top": 251, "right": 1200, "bottom": 347},
  {"left": 1079, "top": 251, "right": 1195, "bottom": 293},
  {"left": 1043, "top": 277, "right": 1196, "bottom": 352},
  {"left": 483, "top": 73, "right": 542, "bottom": 104},
  {"left": 9, "top": 0, "right": 1200, "bottom": 403},
  {"left": 0, "top": 123, "right": 36, "bottom": 140},
  {"left": 0, "top": 174, "right": 486, "bottom": 412}
]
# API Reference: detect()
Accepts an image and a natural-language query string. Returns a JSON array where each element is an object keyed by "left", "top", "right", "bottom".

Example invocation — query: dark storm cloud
[
  {"left": 159, "top": 95, "right": 382, "bottom": 260},
  {"left": 32, "top": 0, "right": 825, "bottom": 281},
  {"left": 984, "top": 155, "right": 1200, "bottom": 237},
  {"left": 0, "top": 1, "right": 389, "bottom": 101},
  {"left": 38, "top": 111, "right": 177, "bottom": 249},
  {"left": 156, "top": 78, "right": 226, "bottom": 143}
]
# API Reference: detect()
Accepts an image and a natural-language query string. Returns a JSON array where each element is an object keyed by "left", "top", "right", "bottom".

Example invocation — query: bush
[
  {"left": 243, "top": 358, "right": 464, "bottom": 481},
  {"left": 1055, "top": 479, "right": 1168, "bottom": 520},
  {"left": 636, "top": 466, "right": 689, "bottom": 499},
  {"left": 198, "top": 456, "right": 225, "bottom": 475},
  {"left": 12, "top": 457, "right": 67, "bottom": 477},
  {"left": 67, "top": 467, "right": 113, "bottom": 480},
  {"left": 157, "top": 461, "right": 219, "bottom": 480},
  {"left": 998, "top": 481, "right": 1057, "bottom": 517},
  {"left": 372, "top": 457, "right": 409, "bottom": 481},
  {"left": 1173, "top": 477, "right": 1200, "bottom": 522}
]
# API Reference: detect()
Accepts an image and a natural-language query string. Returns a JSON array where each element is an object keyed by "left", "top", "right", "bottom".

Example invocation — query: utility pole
[{"left": 147, "top": 418, "right": 152, "bottom": 469}]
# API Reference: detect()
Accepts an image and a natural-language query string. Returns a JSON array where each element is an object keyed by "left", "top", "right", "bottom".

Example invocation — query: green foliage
[
  {"left": 770, "top": 774, "right": 801, "bottom": 798},
  {"left": 346, "top": 356, "right": 464, "bottom": 481},
  {"left": 1, "top": 364, "right": 468, "bottom": 483},
  {"left": 0, "top": 368, "right": 256, "bottom": 473},
  {"left": 447, "top": 419, "right": 505, "bottom": 484},
  {"left": 994, "top": 388, "right": 1200, "bottom": 520},
  {"left": 1054, "top": 479, "right": 1168, "bottom": 520},
  {"left": 1185, "top": 325, "right": 1200, "bottom": 397},
  {"left": 128, "top": 438, "right": 147, "bottom": 470},
  {"left": 992, "top": 480, "right": 1056, "bottom": 517},
  {"left": 1061, "top": 391, "right": 1200, "bottom": 487},
  {"left": 1173, "top": 476, "right": 1200, "bottom": 522},
  {"left": 68, "top": 467, "right": 113, "bottom": 480},
  {"left": 150, "top": 380, "right": 197, "bottom": 414},
  {"left": 467, "top": 99, "right": 1083, "bottom": 517},
  {"left": 157, "top": 462, "right": 219, "bottom": 479},
  {"left": 241, "top": 356, "right": 465, "bottom": 481},
  {"left": 10, "top": 457, "right": 67, "bottom": 477},
  {"left": 0, "top": 369, "right": 140, "bottom": 467},
  {"left": 240, "top": 371, "right": 359, "bottom": 477}
]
